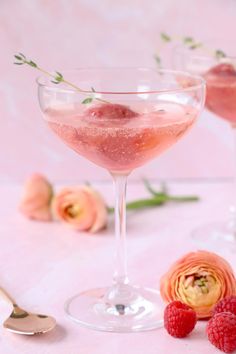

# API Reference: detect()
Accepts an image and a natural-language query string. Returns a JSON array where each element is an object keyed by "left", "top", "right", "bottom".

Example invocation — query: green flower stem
[
  {"left": 108, "top": 193, "right": 199, "bottom": 213},
  {"left": 143, "top": 178, "right": 167, "bottom": 197},
  {"left": 166, "top": 195, "right": 199, "bottom": 202}
]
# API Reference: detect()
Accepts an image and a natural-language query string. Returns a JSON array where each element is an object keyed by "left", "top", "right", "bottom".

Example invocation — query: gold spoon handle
[{"left": 0, "top": 287, "right": 17, "bottom": 306}]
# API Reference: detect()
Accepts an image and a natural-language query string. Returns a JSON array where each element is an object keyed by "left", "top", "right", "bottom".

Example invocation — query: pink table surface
[{"left": 0, "top": 180, "right": 235, "bottom": 354}]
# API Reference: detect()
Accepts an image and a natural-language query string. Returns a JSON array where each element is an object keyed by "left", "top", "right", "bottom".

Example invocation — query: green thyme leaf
[
  {"left": 52, "top": 71, "right": 63, "bottom": 83},
  {"left": 14, "top": 55, "right": 23, "bottom": 61},
  {"left": 215, "top": 49, "right": 226, "bottom": 59},
  {"left": 14, "top": 62, "right": 24, "bottom": 65},
  {"left": 19, "top": 53, "right": 26, "bottom": 59},
  {"left": 82, "top": 97, "right": 93, "bottom": 104},
  {"left": 55, "top": 71, "right": 63, "bottom": 79},
  {"left": 160, "top": 32, "right": 171, "bottom": 42},
  {"left": 189, "top": 42, "right": 202, "bottom": 50},
  {"left": 154, "top": 55, "right": 161, "bottom": 65},
  {"left": 28, "top": 60, "right": 37, "bottom": 68},
  {"left": 183, "top": 37, "right": 194, "bottom": 44}
]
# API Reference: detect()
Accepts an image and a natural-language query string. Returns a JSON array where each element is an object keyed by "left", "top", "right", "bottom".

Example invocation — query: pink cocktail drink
[
  {"left": 46, "top": 102, "right": 197, "bottom": 173},
  {"left": 173, "top": 45, "right": 236, "bottom": 245},
  {"left": 204, "top": 64, "right": 236, "bottom": 125},
  {"left": 38, "top": 68, "right": 205, "bottom": 332}
]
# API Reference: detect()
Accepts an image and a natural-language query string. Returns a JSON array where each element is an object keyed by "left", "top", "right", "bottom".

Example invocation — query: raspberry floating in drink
[
  {"left": 204, "top": 63, "right": 236, "bottom": 124},
  {"left": 86, "top": 103, "right": 137, "bottom": 119},
  {"left": 47, "top": 101, "right": 197, "bottom": 174}
]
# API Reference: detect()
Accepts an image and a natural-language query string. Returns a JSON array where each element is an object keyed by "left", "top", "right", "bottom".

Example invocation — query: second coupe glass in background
[
  {"left": 38, "top": 68, "right": 205, "bottom": 332},
  {"left": 173, "top": 45, "right": 236, "bottom": 244}
]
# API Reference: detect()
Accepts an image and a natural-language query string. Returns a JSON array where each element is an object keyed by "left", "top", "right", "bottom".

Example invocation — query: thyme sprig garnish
[
  {"left": 160, "top": 32, "right": 171, "bottom": 43},
  {"left": 14, "top": 53, "right": 108, "bottom": 104},
  {"left": 215, "top": 49, "right": 227, "bottom": 59},
  {"left": 155, "top": 33, "right": 227, "bottom": 67}
]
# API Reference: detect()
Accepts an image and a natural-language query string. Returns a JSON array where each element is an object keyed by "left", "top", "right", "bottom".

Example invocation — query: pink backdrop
[{"left": 1, "top": 0, "right": 236, "bottom": 182}]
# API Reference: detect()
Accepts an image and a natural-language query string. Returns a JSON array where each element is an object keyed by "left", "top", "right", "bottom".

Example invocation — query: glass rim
[
  {"left": 173, "top": 44, "right": 236, "bottom": 61},
  {"left": 36, "top": 67, "right": 205, "bottom": 95}
]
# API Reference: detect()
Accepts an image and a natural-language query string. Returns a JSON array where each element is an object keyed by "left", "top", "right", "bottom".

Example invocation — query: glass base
[
  {"left": 64, "top": 285, "right": 164, "bottom": 332},
  {"left": 192, "top": 220, "right": 236, "bottom": 245}
]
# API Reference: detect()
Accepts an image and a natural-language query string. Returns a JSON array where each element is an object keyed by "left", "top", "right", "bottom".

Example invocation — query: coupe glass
[
  {"left": 173, "top": 45, "right": 236, "bottom": 244},
  {"left": 37, "top": 68, "right": 205, "bottom": 332}
]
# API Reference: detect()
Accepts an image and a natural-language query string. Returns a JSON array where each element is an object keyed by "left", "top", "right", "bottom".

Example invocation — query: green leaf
[
  {"left": 183, "top": 37, "right": 194, "bottom": 44},
  {"left": 160, "top": 32, "right": 171, "bottom": 42},
  {"left": 215, "top": 49, "right": 226, "bottom": 59},
  {"left": 14, "top": 62, "right": 24, "bottom": 65},
  {"left": 189, "top": 42, "right": 202, "bottom": 50},
  {"left": 19, "top": 53, "right": 26, "bottom": 59},
  {"left": 55, "top": 76, "right": 62, "bottom": 82},
  {"left": 28, "top": 60, "right": 37, "bottom": 68},
  {"left": 154, "top": 55, "right": 161, "bottom": 65},
  {"left": 14, "top": 55, "right": 23, "bottom": 61},
  {"left": 55, "top": 71, "right": 63, "bottom": 79},
  {"left": 82, "top": 97, "right": 93, "bottom": 104},
  {"left": 91, "top": 86, "right": 96, "bottom": 92},
  {"left": 51, "top": 80, "right": 60, "bottom": 84},
  {"left": 53, "top": 71, "right": 63, "bottom": 83}
]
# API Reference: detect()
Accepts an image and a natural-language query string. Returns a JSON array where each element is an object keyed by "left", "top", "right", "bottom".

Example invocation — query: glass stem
[
  {"left": 112, "top": 174, "right": 129, "bottom": 287},
  {"left": 229, "top": 126, "right": 236, "bottom": 234}
]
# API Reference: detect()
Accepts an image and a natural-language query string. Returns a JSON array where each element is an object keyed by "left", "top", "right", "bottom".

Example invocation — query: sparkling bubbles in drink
[{"left": 45, "top": 102, "right": 198, "bottom": 174}]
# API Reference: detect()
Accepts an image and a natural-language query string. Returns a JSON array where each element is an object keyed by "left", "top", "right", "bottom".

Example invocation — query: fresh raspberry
[
  {"left": 86, "top": 103, "right": 137, "bottom": 119},
  {"left": 213, "top": 296, "right": 236, "bottom": 317},
  {"left": 207, "top": 63, "right": 236, "bottom": 77},
  {"left": 164, "top": 301, "right": 197, "bottom": 338},
  {"left": 207, "top": 312, "right": 236, "bottom": 353}
]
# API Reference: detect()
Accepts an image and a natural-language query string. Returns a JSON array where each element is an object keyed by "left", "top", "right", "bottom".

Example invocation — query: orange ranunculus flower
[
  {"left": 53, "top": 186, "right": 108, "bottom": 233},
  {"left": 19, "top": 173, "right": 53, "bottom": 221},
  {"left": 160, "top": 250, "right": 236, "bottom": 319}
]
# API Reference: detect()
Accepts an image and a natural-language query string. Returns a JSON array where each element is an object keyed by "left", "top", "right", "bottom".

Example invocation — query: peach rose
[
  {"left": 19, "top": 173, "right": 53, "bottom": 221},
  {"left": 160, "top": 250, "right": 236, "bottom": 319},
  {"left": 53, "top": 186, "right": 108, "bottom": 233}
]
